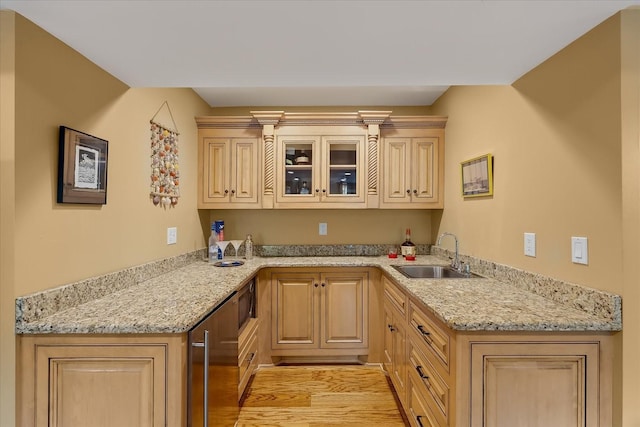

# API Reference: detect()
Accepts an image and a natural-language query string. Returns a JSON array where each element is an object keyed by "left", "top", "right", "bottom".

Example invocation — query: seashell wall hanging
[{"left": 149, "top": 101, "right": 180, "bottom": 208}]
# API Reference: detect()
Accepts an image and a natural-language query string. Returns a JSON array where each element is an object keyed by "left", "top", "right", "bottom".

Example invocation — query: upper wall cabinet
[
  {"left": 196, "top": 122, "right": 262, "bottom": 209},
  {"left": 196, "top": 112, "right": 447, "bottom": 210},
  {"left": 381, "top": 135, "right": 442, "bottom": 209},
  {"left": 275, "top": 134, "right": 366, "bottom": 208}
]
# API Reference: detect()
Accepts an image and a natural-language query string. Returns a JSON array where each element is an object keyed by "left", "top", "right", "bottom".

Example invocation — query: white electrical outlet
[
  {"left": 167, "top": 227, "right": 177, "bottom": 245},
  {"left": 319, "top": 222, "right": 328, "bottom": 236},
  {"left": 571, "top": 236, "right": 588, "bottom": 265},
  {"left": 524, "top": 232, "right": 536, "bottom": 257}
]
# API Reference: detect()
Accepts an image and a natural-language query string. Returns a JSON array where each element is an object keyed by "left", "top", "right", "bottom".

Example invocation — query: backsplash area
[{"left": 257, "top": 244, "right": 431, "bottom": 257}]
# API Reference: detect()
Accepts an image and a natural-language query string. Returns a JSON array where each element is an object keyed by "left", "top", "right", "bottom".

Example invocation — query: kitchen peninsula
[{"left": 15, "top": 251, "right": 620, "bottom": 427}]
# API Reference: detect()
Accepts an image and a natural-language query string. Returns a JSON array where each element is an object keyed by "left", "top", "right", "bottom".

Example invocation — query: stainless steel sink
[{"left": 392, "top": 265, "right": 480, "bottom": 279}]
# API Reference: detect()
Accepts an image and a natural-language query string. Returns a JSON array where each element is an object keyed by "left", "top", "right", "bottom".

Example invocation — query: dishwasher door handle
[{"left": 192, "top": 329, "right": 210, "bottom": 427}]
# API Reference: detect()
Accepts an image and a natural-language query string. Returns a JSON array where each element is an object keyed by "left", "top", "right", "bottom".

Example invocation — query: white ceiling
[{"left": 2, "top": 0, "right": 639, "bottom": 107}]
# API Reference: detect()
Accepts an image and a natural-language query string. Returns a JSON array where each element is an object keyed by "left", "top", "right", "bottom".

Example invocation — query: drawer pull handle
[
  {"left": 416, "top": 415, "right": 425, "bottom": 427},
  {"left": 416, "top": 365, "right": 428, "bottom": 380},
  {"left": 417, "top": 325, "right": 434, "bottom": 345},
  {"left": 388, "top": 324, "right": 396, "bottom": 332},
  {"left": 247, "top": 352, "right": 255, "bottom": 362}
]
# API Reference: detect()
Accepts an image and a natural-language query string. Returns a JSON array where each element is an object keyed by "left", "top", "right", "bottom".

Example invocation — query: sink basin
[{"left": 392, "top": 265, "right": 480, "bottom": 279}]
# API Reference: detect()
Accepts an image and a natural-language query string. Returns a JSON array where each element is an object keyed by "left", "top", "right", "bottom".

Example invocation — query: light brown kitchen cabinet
[
  {"left": 383, "top": 276, "right": 409, "bottom": 407},
  {"left": 238, "top": 317, "right": 259, "bottom": 399},
  {"left": 381, "top": 135, "right": 443, "bottom": 208},
  {"left": 197, "top": 126, "right": 261, "bottom": 209},
  {"left": 17, "top": 334, "right": 186, "bottom": 427},
  {"left": 462, "top": 338, "right": 610, "bottom": 427},
  {"left": 381, "top": 274, "right": 614, "bottom": 427},
  {"left": 271, "top": 270, "right": 369, "bottom": 356},
  {"left": 275, "top": 134, "right": 366, "bottom": 208}
]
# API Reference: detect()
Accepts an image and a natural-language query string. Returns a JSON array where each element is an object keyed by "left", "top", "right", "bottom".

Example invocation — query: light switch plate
[
  {"left": 319, "top": 222, "right": 327, "bottom": 236},
  {"left": 524, "top": 232, "right": 536, "bottom": 257},
  {"left": 571, "top": 236, "right": 588, "bottom": 265},
  {"left": 167, "top": 227, "right": 177, "bottom": 245}
]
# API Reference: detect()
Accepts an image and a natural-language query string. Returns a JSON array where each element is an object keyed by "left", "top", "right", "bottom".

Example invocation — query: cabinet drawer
[
  {"left": 408, "top": 337, "right": 449, "bottom": 425},
  {"left": 239, "top": 334, "right": 258, "bottom": 398},
  {"left": 409, "top": 302, "right": 450, "bottom": 373},
  {"left": 383, "top": 276, "right": 407, "bottom": 317},
  {"left": 407, "top": 371, "right": 442, "bottom": 427}
]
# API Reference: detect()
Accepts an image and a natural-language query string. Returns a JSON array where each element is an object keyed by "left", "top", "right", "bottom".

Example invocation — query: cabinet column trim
[{"left": 252, "top": 111, "right": 283, "bottom": 209}]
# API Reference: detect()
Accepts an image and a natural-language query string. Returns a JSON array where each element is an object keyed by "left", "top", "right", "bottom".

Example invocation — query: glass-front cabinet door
[
  {"left": 276, "top": 135, "right": 365, "bottom": 206},
  {"left": 322, "top": 136, "right": 365, "bottom": 203},
  {"left": 277, "top": 136, "right": 321, "bottom": 204}
]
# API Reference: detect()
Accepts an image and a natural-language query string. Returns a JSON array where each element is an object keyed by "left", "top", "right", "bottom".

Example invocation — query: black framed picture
[{"left": 57, "top": 126, "right": 108, "bottom": 204}]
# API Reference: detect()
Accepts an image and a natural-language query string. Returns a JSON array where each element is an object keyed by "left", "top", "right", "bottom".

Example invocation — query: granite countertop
[{"left": 15, "top": 255, "right": 621, "bottom": 335}]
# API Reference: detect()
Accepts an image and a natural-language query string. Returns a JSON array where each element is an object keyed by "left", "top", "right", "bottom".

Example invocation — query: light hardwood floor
[{"left": 237, "top": 365, "right": 408, "bottom": 426}]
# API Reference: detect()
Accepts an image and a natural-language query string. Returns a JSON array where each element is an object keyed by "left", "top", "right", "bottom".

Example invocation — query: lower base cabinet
[
  {"left": 463, "top": 338, "right": 610, "bottom": 427},
  {"left": 381, "top": 274, "right": 614, "bottom": 427},
  {"left": 17, "top": 334, "right": 186, "bottom": 427}
]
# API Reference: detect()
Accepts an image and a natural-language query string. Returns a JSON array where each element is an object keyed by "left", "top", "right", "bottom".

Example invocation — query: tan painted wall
[
  {"left": 213, "top": 209, "right": 433, "bottom": 246},
  {"left": 431, "top": 15, "right": 623, "bottom": 292},
  {"left": 0, "top": 11, "right": 17, "bottom": 427},
  {"left": 620, "top": 8, "right": 640, "bottom": 427},
  {"left": 0, "top": 11, "right": 211, "bottom": 424},
  {"left": 431, "top": 11, "right": 640, "bottom": 424}
]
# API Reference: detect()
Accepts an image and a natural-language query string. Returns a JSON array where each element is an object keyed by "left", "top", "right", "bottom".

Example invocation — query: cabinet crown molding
[{"left": 197, "top": 111, "right": 447, "bottom": 129}]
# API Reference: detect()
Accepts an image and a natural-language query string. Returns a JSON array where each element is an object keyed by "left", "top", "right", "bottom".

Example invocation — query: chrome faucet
[{"left": 436, "top": 232, "right": 461, "bottom": 271}]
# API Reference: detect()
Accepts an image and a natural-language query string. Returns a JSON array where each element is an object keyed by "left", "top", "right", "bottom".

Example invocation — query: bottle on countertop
[
  {"left": 244, "top": 234, "right": 253, "bottom": 260},
  {"left": 401, "top": 228, "right": 416, "bottom": 258},
  {"left": 208, "top": 224, "right": 218, "bottom": 264}
]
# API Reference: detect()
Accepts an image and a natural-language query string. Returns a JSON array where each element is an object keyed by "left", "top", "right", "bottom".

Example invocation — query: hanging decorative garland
[{"left": 149, "top": 101, "right": 180, "bottom": 207}]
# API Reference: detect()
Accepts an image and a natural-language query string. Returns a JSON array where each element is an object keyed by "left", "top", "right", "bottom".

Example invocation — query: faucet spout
[{"left": 436, "top": 232, "right": 460, "bottom": 271}]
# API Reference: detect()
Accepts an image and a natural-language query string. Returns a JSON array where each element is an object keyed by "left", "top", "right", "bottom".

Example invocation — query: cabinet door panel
[
  {"left": 382, "top": 138, "right": 411, "bottom": 203},
  {"left": 204, "top": 138, "right": 230, "bottom": 201},
  {"left": 232, "top": 139, "right": 259, "bottom": 203},
  {"left": 271, "top": 274, "right": 318, "bottom": 349},
  {"left": 321, "top": 273, "right": 368, "bottom": 348},
  {"left": 471, "top": 342, "right": 600, "bottom": 427},
  {"left": 412, "top": 138, "right": 437, "bottom": 201},
  {"left": 322, "top": 136, "right": 366, "bottom": 203},
  {"left": 36, "top": 345, "right": 166, "bottom": 427}
]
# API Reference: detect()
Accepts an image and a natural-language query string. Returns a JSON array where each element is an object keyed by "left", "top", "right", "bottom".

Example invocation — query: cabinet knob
[
  {"left": 224, "top": 189, "right": 229, "bottom": 194},
  {"left": 314, "top": 283, "right": 319, "bottom": 287},
  {"left": 231, "top": 189, "right": 236, "bottom": 195},
  {"left": 315, "top": 189, "right": 320, "bottom": 193},
  {"left": 413, "top": 189, "right": 418, "bottom": 194},
  {"left": 322, "top": 189, "right": 326, "bottom": 193},
  {"left": 406, "top": 189, "right": 411, "bottom": 194},
  {"left": 321, "top": 283, "right": 326, "bottom": 287}
]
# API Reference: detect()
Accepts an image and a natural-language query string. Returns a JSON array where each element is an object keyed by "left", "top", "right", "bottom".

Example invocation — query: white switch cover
[
  {"left": 319, "top": 223, "right": 328, "bottom": 236},
  {"left": 524, "top": 233, "right": 536, "bottom": 257},
  {"left": 572, "top": 236, "right": 588, "bottom": 265},
  {"left": 167, "top": 227, "right": 177, "bottom": 245}
]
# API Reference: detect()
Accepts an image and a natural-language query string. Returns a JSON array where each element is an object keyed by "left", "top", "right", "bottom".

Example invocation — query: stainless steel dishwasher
[{"left": 188, "top": 292, "right": 239, "bottom": 427}]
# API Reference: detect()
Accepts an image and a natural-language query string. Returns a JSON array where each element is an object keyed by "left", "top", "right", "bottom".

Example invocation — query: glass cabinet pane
[
  {"left": 284, "top": 142, "right": 314, "bottom": 195},
  {"left": 328, "top": 142, "right": 358, "bottom": 195}
]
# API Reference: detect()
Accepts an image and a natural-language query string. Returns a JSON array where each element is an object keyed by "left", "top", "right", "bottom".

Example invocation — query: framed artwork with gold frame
[{"left": 461, "top": 153, "right": 493, "bottom": 198}]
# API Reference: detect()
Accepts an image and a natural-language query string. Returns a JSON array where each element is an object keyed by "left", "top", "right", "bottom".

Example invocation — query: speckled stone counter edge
[
  {"left": 15, "top": 249, "right": 205, "bottom": 327},
  {"left": 431, "top": 246, "right": 622, "bottom": 326},
  {"left": 16, "top": 244, "right": 621, "bottom": 329}
]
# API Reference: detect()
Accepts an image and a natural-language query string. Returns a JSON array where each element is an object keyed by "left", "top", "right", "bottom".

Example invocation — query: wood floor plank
[{"left": 237, "top": 365, "right": 408, "bottom": 426}]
